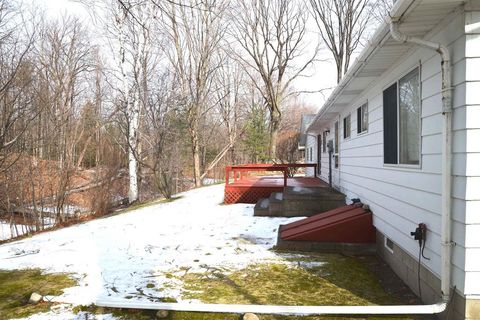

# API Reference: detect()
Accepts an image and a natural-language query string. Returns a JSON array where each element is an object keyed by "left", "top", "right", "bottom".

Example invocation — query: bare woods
[{"left": 0, "top": 0, "right": 377, "bottom": 240}]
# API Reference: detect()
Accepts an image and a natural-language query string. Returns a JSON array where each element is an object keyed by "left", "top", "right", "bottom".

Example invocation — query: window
[
  {"left": 334, "top": 121, "right": 339, "bottom": 168},
  {"left": 383, "top": 67, "right": 421, "bottom": 165},
  {"left": 357, "top": 103, "right": 368, "bottom": 133},
  {"left": 322, "top": 131, "right": 327, "bottom": 152},
  {"left": 307, "top": 147, "right": 313, "bottom": 162},
  {"left": 334, "top": 121, "right": 339, "bottom": 153},
  {"left": 317, "top": 134, "right": 321, "bottom": 175},
  {"left": 385, "top": 237, "right": 394, "bottom": 254},
  {"left": 343, "top": 114, "right": 351, "bottom": 139}
]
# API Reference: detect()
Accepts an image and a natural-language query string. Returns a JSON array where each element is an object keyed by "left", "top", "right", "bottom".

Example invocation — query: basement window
[{"left": 385, "top": 237, "right": 394, "bottom": 254}]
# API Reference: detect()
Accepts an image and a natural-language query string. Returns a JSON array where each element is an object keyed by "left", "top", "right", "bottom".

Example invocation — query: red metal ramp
[{"left": 279, "top": 203, "right": 376, "bottom": 243}]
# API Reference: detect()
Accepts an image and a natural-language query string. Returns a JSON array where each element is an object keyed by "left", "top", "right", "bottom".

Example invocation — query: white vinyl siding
[{"left": 463, "top": 7, "right": 480, "bottom": 296}]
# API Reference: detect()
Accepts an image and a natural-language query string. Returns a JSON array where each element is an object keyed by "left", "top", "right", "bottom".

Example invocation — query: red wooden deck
[{"left": 224, "top": 175, "right": 327, "bottom": 204}]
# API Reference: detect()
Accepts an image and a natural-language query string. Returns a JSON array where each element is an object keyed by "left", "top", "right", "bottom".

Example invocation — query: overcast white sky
[{"left": 30, "top": 0, "right": 339, "bottom": 110}]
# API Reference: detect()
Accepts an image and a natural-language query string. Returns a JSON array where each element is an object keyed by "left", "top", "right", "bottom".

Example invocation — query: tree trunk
[
  {"left": 128, "top": 98, "right": 140, "bottom": 203},
  {"left": 336, "top": 58, "right": 343, "bottom": 84},
  {"left": 191, "top": 130, "right": 202, "bottom": 188},
  {"left": 230, "top": 146, "right": 236, "bottom": 165},
  {"left": 269, "top": 110, "right": 281, "bottom": 161}
]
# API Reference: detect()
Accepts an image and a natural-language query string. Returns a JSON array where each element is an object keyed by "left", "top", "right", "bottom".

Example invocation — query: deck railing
[{"left": 225, "top": 163, "right": 317, "bottom": 187}]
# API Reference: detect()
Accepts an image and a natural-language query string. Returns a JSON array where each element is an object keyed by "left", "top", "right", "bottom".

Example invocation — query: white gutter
[
  {"left": 389, "top": 20, "right": 453, "bottom": 302},
  {"left": 92, "top": 298, "right": 447, "bottom": 316}
]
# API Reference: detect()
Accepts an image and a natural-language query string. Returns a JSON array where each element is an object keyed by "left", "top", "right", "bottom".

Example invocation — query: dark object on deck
[{"left": 276, "top": 203, "right": 376, "bottom": 254}]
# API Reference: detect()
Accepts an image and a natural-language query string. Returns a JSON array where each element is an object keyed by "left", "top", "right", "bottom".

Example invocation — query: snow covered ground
[
  {"left": 0, "top": 184, "right": 304, "bottom": 319},
  {"left": 0, "top": 222, "right": 25, "bottom": 241},
  {"left": 1, "top": 218, "right": 56, "bottom": 241}
]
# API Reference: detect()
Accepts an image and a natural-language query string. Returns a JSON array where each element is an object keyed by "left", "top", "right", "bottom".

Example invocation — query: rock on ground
[
  {"left": 28, "top": 292, "right": 43, "bottom": 304},
  {"left": 156, "top": 310, "right": 169, "bottom": 319},
  {"left": 243, "top": 313, "right": 260, "bottom": 320}
]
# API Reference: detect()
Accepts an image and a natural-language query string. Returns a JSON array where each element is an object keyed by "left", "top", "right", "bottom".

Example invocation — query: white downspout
[{"left": 389, "top": 19, "right": 453, "bottom": 302}]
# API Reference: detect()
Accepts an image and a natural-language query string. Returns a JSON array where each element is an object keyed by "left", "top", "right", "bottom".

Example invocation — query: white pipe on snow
[
  {"left": 93, "top": 298, "right": 447, "bottom": 316},
  {"left": 389, "top": 19, "right": 453, "bottom": 302}
]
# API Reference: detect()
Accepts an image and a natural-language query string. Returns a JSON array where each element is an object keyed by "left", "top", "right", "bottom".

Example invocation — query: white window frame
[
  {"left": 383, "top": 65, "right": 422, "bottom": 169},
  {"left": 384, "top": 236, "right": 394, "bottom": 254}
]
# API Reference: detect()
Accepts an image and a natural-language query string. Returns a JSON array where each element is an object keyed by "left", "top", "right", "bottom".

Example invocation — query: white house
[{"left": 304, "top": 1, "right": 480, "bottom": 319}]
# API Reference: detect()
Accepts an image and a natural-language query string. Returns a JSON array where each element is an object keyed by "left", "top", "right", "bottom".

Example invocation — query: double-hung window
[
  {"left": 334, "top": 121, "right": 339, "bottom": 168},
  {"left": 322, "top": 131, "right": 327, "bottom": 152},
  {"left": 357, "top": 103, "right": 368, "bottom": 133},
  {"left": 343, "top": 114, "right": 351, "bottom": 139},
  {"left": 383, "top": 67, "right": 421, "bottom": 165}
]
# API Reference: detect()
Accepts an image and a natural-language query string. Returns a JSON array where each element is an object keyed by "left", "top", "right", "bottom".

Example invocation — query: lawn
[{"left": 0, "top": 185, "right": 428, "bottom": 319}]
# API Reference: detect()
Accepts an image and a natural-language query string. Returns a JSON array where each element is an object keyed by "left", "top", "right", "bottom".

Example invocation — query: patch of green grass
[
  {"left": 73, "top": 304, "right": 156, "bottom": 320},
  {"left": 180, "top": 262, "right": 386, "bottom": 306},
  {"left": 0, "top": 269, "right": 76, "bottom": 319},
  {"left": 164, "top": 254, "right": 428, "bottom": 320},
  {"left": 167, "top": 311, "right": 240, "bottom": 319}
]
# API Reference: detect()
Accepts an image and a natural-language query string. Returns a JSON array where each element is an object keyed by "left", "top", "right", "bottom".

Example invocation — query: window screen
[
  {"left": 399, "top": 68, "right": 420, "bottom": 165},
  {"left": 383, "top": 67, "right": 421, "bottom": 165}
]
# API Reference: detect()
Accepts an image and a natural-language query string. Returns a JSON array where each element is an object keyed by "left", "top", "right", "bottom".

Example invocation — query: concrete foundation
[{"left": 376, "top": 231, "right": 478, "bottom": 320}]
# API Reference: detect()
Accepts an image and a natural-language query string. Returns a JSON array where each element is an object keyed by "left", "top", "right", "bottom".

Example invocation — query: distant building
[{"left": 298, "top": 114, "right": 316, "bottom": 162}]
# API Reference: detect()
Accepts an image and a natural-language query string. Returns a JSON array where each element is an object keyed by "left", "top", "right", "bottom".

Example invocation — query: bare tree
[
  {"left": 137, "top": 70, "right": 183, "bottom": 199},
  {"left": 231, "top": 0, "right": 317, "bottom": 160},
  {"left": 111, "top": 0, "right": 156, "bottom": 202},
  {"left": 309, "top": 0, "right": 372, "bottom": 83},
  {"left": 0, "top": 0, "right": 37, "bottom": 170},
  {"left": 160, "top": 0, "right": 226, "bottom": 187},
  {"left": 211, "top": 57, "right": 246, "bottom": 167},
  {"left": 232, "top": 0, "right": 318, "bottom": 159},
  {"left": 34, "top": 16, "right": 94, "bottom": 222}
]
